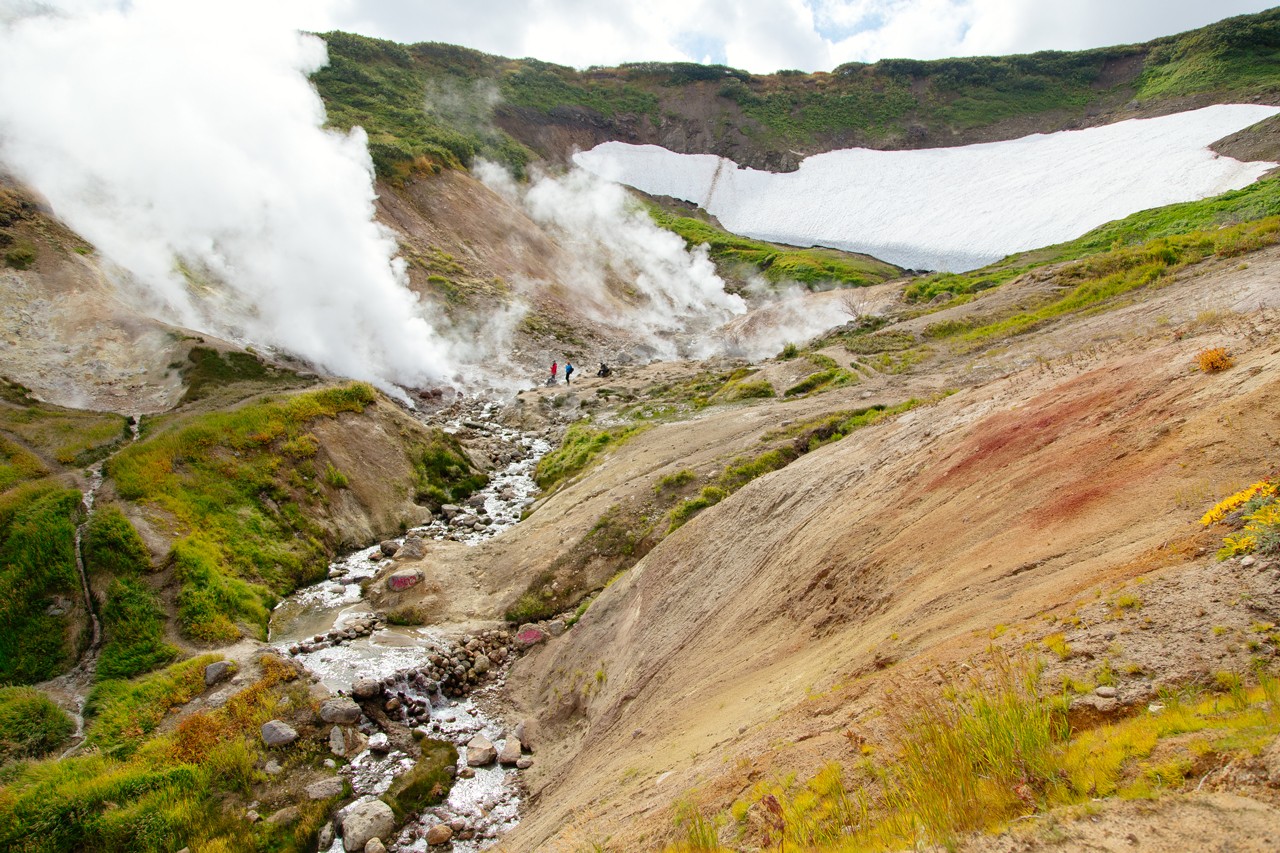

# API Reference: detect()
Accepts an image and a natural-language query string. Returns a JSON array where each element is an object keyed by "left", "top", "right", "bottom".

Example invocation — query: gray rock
[
  {"left": 321, "top": 697, "right": 362, "bottom": 725},
  {"left": 204, "top": 660, "right": 233, "bottom": 686},
  {"left": 342, "top": 799, "right": 395, "bottom": 852},
  {"left": 368, "top": 732, "right": 390, "bottom": 753},
  {"left": 260, "top": 720, "right": 297, "bottom": 747},
  {"left": 473, "top": 655, "right": 491, "bottom": 675},
  {"left": 266, "top": 806, "right": 299, "bottom": 826},
  {"left": 318, "top": 824, "right": 335, "bottom": 850},
  {"left": 353, "top": 678, "right": 381, "bottom": 699},
  {"left": 364, "top": 839, "right": 387, "bottom": 853},
  {"left": 466, "top": 734, "right": 497, "bottom": 766},
  {"left": 546, "top": 619, "right": 566, "bottom": 637},
  {"left": 379, "top": 540, "right": 400, "bottom": 557},
  {"left": 1241, "top": 555, "right": 1256, "bottom": 568},
  {"left": 441, "top": 504, "right": 462, "bottom": 519},
  {"left": 397, "top": 533, "right": 425, "bottom": 560},
  {"left": 1095, "top": 685, "right": 1118, "bottom": 698},
  {"left": 497, "top": 738, "right": 521, "bottom": 766},
  {"left": 264, "top": 759, "right": 282, "bottom": 775},
  {"left": 307, "top": 776, "right": 345, "bottom": 800},
  {"left": 330, "top": 725, "right": 346, "bottom": 756}
]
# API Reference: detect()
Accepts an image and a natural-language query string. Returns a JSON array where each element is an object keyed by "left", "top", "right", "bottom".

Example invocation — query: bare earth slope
[{"left": 374, "top": 248, "right": 1280, "bottom": 850}]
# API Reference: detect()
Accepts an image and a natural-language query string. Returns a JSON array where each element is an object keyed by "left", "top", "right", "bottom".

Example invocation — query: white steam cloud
[
  {"left": 0, "top": 0, "right": 454, "bottom": 395},
  {"left": 476, "top": 162, "right": 747, "bottom": 359}
]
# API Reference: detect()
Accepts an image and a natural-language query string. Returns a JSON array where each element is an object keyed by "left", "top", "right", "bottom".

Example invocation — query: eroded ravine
[{"left": 270, "top": 395, "right": 552, "bottom": 851}]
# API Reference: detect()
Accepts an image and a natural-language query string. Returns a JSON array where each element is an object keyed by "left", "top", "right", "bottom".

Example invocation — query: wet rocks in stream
[{"left": 287, "top": 614, "right": 385, "bottom": 656}]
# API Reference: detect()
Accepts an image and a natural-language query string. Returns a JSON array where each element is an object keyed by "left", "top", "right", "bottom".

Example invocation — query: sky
[{"left": 302, "top": 0, "right": 1279, "bottom": 74}]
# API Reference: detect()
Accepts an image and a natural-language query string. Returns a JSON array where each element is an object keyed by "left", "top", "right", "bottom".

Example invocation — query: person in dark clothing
[
  {"left": 565, "top": 362, "right": 574, "bottom": 384},
  {"left": 597, "top": 362, "right": 611, "bottom": 377}
]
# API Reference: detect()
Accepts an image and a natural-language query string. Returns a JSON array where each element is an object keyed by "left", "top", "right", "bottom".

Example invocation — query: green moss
[
  {"left": 410, "top": 431, "right": 487, "bottom": 506},
  {"left": 0, "top": 687, "right": 74, "bottom": 764},
  {"left": 85, "top": 655, "right": 219, "bottom": 759},
  {"left": 534, "top": 421, "right": 648, "bottom": 491},
  {"left": 385, "top": 739, "right": 458, "bottom": 821},
  {"left": 0, "top": 484, "right": 83, "bottom": 685},
  {"left": 649, "top": 208, "right": 898, "bottom": 288},
  {"left": 179, "top": 346, "right": 297, "bottom": 404},
  {"left": 106, "top": 384, "right": 379, "bottom": 642},
  {"left": 784, "top": 367, "right": 856, "bottom": 397},
  {"left": 83, "top": 505, "right": 151, "bottom": 577},
  {"left": 0, "top": 399, "right": 128, "bottom": 468},
  {"left": 96, "top": 578, "right": 180, "bottom": 681},
  {"left": 0, "top": 436, "right": 47, "bottom": 492}
]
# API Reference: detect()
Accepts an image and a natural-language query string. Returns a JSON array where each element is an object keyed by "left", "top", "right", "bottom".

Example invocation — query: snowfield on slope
[{"left": 573, "top": 104, "right": 1280, "bottom": 272}]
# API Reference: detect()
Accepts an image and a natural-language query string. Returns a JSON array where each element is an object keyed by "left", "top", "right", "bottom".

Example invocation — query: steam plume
[{"left": 0, "top": 0, "right": 454, "bottom": 395}]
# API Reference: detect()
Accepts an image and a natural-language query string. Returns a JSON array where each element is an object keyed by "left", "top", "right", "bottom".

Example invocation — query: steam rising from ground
[
  {"left": 0, "top": 0, "right": 454, "bottom": 395},
  {"left": 477, "top": 162, "right": 748, "bottom": 359}
]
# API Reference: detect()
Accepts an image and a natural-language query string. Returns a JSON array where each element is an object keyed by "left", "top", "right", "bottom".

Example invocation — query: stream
[{"left": 269, "top": 397, "right": 552, "bottom": 851}]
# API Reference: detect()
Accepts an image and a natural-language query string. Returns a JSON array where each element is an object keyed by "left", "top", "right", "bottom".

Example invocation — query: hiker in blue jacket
[{"left": 565, "top": 362, "right": 574, "bottom": 384}]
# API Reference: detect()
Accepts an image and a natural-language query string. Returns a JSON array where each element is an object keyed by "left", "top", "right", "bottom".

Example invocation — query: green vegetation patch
[
  {"left": 0, "top": 483, "right": 83, "bottom": 685},
  {"left": 179, "top": 346, "right": 299, "bottom": 404},
  {"left": 0, "top": 384, "right": 128, "bottom": 467},
  {"left": 0, "top": 655, "right": 329, "bottom": 853},
  {"left": 107, "top": 384, "right": 378, "bottom": 643},
  {"left": 534, "top": 421, "right": 648, "bottom": 491},
  {"left": 385, "top": 739, "right": 458, "bottom": 821},
  {"left": 648, "top": 208, "right": 899, "bottom": 289},
  {"left": 96, "top": 578, "right": 180, "bottom": 681},
  {"left": 410, "top": 432, "right": 488, "bottom": 507},
  {"left": 0, "top": 687, "right": 74, "bottom": 764},
  {"left": 85, "top": 655, "right": 219, "bottom": 759},
  {"left": 925, "top": 219, "right": 1280, "bottom": 345},
  {"left": 83, "top": 505, "right": 151, "bottom": 577},
  {"left": 0, "top": 435, "right": 47, "bottom": 492}
]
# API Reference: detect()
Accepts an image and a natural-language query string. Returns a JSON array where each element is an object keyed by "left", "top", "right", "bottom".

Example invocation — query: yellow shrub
[{"left": 1197, "top": 347, "right": 1234, "bottom": 373}]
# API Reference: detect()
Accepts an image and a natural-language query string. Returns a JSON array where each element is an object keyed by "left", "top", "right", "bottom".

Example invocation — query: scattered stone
[
  {"left": 516, "top": 756, "right": 533, "bottom": 770},
  {"left": 1241, "top": 555, "right": 1256, "bottom": 568},
  {"left": 330, "top": 725, "right": 347, "bottom": 756},
  {"left": 264, "top": 759, "right": 282, "bottom": 775},
  {"left": 458, "top": 766, "right": 475, "bottom": 779},
  {"left": 467, "top": 734, "right": 497, "bottom": 766},
  {"left": 368, "top": 732, "right": 391, "bottom": 753},
  {"left": 546, "top": 619, "right": 566, "bottom": 637},
  {"left": 425, "top": 824, "right": 454, "bottom": 846},
  {"left": 379, "top": 540, "right": 400, "bottom": 557},
  {"left": 318, "top": 823, "right": 335, "bottom": 850},
  {"left": 364, "top": 839, "right": 387, "bottom": 853},
  {"left": 441, "top": 504, "right": 461, "bottom": 519},
  {"left": 325, "top": 758, "right": 337, "bottom": 768},
  {"left": 260, "top": 720, "right": 298, "bottom": 747},
  {"left": 397, "top": 533, "right": 426, "bottom": 560},
  {"left": 321, "top": 697, "right": 362, "bottom": 725},
  {"left": 385, "top": 697, "right": 401, "bottom": 712},
  {"left": 266, "top": 806, "right": 300, "bottom": 826},
  {"left": 387, "top": 569, "right": 423, "bottom": 592},
  {"left": 246, "top": 810, "right": 261, "bottom": 824},
  {"left": 204, "top": 660, "right": 233, "bottom": 686},
  {"left": 307, "top": 776, "right": 345, "bottom": 800},
  {"left": 342, "top": 799, "right": 395, "bottom": 852},
  {"left": 413, "top": 726, "right": 430, "bottom": 740},
  {"left": 353, "top": 678, "right": 381, "bottom": 699},
  {"left": 1095, "top": 685, "right": 1118, "bottom": 698},
  {"left": 497, "top": 738, "right": 521, "bottom": 766}
]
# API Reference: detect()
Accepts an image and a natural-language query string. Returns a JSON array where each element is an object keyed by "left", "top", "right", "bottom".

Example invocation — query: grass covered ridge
[
  {"left": 535, "top": 421, "right": 649, "bottom": 491},
  {"left": 0, "top": 687, "right": 74, "bottom": 764},
  {"left": 672, "top": 656, "right": 1280, "bottom": 852},
  {"left": 106, "top": 383, "right": 481, "bottom": 645},
  {"left": 0, "top": 482, "right": 84, "bottom": 685},
  {"left": 648, "top": 208, "right": 899, "bottom": 289}
]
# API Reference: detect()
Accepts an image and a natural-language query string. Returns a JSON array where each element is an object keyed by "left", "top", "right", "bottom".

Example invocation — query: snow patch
[{"left": 574, "top": 105, "right": 1280, "bottom": 272}]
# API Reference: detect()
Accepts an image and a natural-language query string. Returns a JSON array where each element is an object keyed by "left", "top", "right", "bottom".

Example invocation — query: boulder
[
  {"left": 320, "top": 697, "right": 362, "bottom": 725},
  {"left": 440, "top": 504, "right": 461, "bottom": 519},
  {"left": 260, "top": 720, "right": 297, "bottom": 747},
  {"left": 425, "top": 824, "right": 454, "bottom": 846},
  {"left": 330, "top": 725, "right": 346, "bottom": 756},
  {"left": 307, "top": 776, "right": 344, "bottom": 800},
  {"left": 466, "top": 734, "right": 497, "bottom": 766},
  {"left": 204, "top": 660, "right": 233, "bottom": 686},
  {"left": 368, "top": 732, "right": 391, "bottom": 753},
  {"left": 497, "top": 738, "right": 521, "bottom": 766},
  {"left": 515, "top": 718, "right": 539, "bottom": 752},
  {"left": 378, "top": 540, "right": 399, "bottom": 557},
  {"left": 515, "top": 625, "right": 548, "bottom": 648},
  {"left": 387, "top": 569, "right": 423, "bottom": 592},
  {"left": 342, "top": 799, "right": 395, "bottom": 852},
  {"left": 397, "top": 534, "right": 425, "bottom": 560},
  {"left": 352, "top": 678, "right": 381, "bottom": 699}
]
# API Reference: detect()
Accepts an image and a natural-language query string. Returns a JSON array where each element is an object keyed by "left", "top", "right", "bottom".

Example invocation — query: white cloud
[{"left": 309, "top": 1, "right": 1277, "bottom": 73}]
